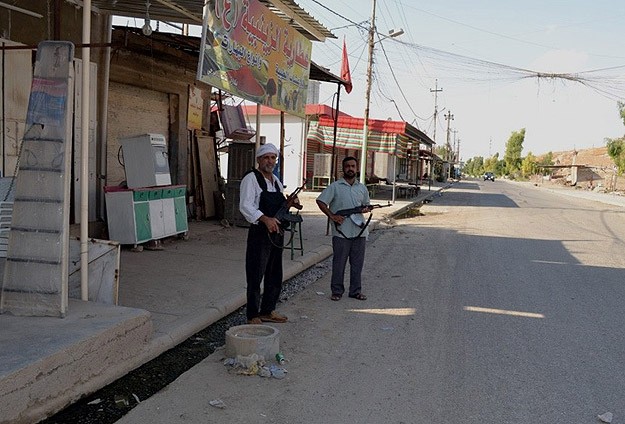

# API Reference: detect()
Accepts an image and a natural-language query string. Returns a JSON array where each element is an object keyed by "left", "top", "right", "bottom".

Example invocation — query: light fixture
[
  {"left": 142, "top": 0, "right": 153, "bottom": 36},
  {"left": 388, "top": 28, "right": 404, "bottom": 38}
]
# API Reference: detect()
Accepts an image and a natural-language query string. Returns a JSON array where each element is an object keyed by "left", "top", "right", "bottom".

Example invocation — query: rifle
[
  {"left": 274, "top": 179, "right": 307, "bottom": 229},
  {"left": 335, "top": 202, "right": 392, "bottom": 218}
]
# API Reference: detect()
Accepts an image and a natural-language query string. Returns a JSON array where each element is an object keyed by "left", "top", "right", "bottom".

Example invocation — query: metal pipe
[
  {"left": 279, "top": 111, "right": 284, "bottom": 182},
  {"left": 331, "top": 83, "right": 341, "bottom": 182},
  {"left": 255, "top": 103, "right": 261, "bottom": 154},
  {"left": 326, "top": 83, "right": 341, "bottom": 237},
  {"left": 0, "top": 2, "right": 43, "bottom": 18},
  {"left": 80, "top": 0, "right": 91, "bottom": 302},
  {"left": 98, "top": 15, "right": 112, "bottom": 220},
  {"left": 2, "top": 42, "right": 5, "bottom": 177},
  {"left": 392, "top": 155, "right": 396, "bottom": 204}
]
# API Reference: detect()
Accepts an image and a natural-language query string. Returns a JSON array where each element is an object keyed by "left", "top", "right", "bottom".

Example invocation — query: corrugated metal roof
[
  {"left": 317, "top": 116, "right": 435, "bottom": 146},
  {"left": 307, "top": 120, "right": 410, "bottom": 158},
  {"left": 88, "top": 0, "right": 334, "bottom": 40},
  {"left": 240, "top": 103, "right": 352, "bottom": 116},
  {"left": 111, "top": 26, "right": 346, "bottom": 86}
]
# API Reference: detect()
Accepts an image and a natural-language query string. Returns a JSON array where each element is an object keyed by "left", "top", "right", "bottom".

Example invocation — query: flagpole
[
  {"left": 331, "top": 82, "right": 341, "bottom": 183},
  {"left": 327, "top": 82, "right": 342, "bottom": 236},
  {"left": 338, "top": 35, "right": 352, "bottom": 183}
]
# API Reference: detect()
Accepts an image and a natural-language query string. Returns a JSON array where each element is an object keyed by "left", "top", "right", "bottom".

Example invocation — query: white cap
[{"left": 256, "top": 143, "right": 279, "bottom": 158}]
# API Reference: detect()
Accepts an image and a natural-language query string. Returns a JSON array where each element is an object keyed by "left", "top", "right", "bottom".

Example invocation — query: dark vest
[{"left": 249, "top": 168, "right": 285, "bottom": 218}]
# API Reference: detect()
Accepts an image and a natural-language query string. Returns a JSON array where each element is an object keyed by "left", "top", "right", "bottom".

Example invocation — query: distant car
[{"left": 483, "top": 172, "right": 495, "bottom": 181}]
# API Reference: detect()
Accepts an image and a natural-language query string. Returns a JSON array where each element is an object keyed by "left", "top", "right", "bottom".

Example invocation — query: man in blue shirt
[{"left": 316, "top": 156, "right": 371, "bottom": 301}]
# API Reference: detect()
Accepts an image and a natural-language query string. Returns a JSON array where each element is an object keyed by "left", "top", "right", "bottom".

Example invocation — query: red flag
[{"left": 341, "top": 38, "right": 353, "bottom": 94}]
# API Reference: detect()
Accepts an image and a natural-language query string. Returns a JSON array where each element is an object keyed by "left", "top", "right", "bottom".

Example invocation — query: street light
[{"left": 360, "top": 0, "right": 403, "bottom": 183}]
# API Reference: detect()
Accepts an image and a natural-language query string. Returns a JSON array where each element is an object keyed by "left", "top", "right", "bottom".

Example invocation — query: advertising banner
[{"left": 198, "top": 0, "right": 312, "bottom": 117}]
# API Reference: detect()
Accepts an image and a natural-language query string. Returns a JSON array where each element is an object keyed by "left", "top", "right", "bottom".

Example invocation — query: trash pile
[{"left": 223, "top": 353, "right": 287, "bottom": 379}]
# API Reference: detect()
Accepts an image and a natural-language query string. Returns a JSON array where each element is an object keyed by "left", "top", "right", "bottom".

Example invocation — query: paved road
[{"left": 117, "top": 179, "right": 625, "bottom": 423}]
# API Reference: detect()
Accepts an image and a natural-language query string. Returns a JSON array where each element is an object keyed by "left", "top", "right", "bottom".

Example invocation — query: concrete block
[
  {"left": 0, "top": 300, "right": 153, "bottom": 424},
  {"left": 225, "top": 324, "right": 279, "bottom": 360}
]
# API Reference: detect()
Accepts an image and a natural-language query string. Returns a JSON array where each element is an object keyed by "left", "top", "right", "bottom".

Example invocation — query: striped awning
[{"left": 306, "top": 116, "right": 428, "bottom": 159}]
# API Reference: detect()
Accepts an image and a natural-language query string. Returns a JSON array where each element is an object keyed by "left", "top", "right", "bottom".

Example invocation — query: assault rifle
[
  {"left": 335, "top": 202, "right": 392, "bottom": 218},
  {"left": 274, "top": 179, "right": 307, "bottom": 229}
]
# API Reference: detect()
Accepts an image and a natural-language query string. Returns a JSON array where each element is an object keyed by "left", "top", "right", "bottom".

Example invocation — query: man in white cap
[{"left": 239, "top": 143, "right": 300, "bottom": 324}]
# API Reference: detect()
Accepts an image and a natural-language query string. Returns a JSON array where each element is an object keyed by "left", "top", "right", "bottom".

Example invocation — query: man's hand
[
  {"left": 317, "top": 199, "right": 343, "bottom": 225},
  {"left": 330, "top": 214, "right": 344, "bottom": 225},
  {"left": 259, "top": 215, "right": 281, "bottom": 233}
]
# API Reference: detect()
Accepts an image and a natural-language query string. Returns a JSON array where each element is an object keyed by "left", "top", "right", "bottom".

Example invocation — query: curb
[{"left": 387, "top": 184, "right": 452, "bottom": 219}]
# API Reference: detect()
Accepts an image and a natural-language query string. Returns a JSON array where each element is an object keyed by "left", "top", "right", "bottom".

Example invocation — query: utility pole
[
  {"left": 452, "top": 129, "right": 458, "bottom": 163},
  {"left": 456, "top": 138, "right": 461, "bottom": 177},
  {"left": 444, "top": 110, "right": 454, "bottom": 179},
  {"left": 429, "top": 80, "right": 442, "bottom": 188},
  {"left": 430, "top": 79, "right": 442, "bottom": 144},
  {"left": 359, "top": 0, "right": 377, "bottom": 184},
  {"left": 359, "top": 1, "right": 403, "bottom": 184}
]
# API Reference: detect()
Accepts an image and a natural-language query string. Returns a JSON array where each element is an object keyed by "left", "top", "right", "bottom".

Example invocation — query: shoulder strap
[{"left": 247, "top": 168, "right": 268, "bottom": 191}]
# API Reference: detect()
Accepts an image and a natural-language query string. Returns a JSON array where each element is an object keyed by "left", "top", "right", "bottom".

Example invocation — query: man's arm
[{"left": 316, "top": 199, "right": 344, "bottom": 225}]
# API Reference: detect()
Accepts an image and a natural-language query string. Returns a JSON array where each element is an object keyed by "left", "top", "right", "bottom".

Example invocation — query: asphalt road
[{"left": 116, "top": 179, "right": 625, "bottom": 424}]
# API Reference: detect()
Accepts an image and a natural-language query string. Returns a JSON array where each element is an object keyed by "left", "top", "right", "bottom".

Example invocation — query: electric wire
[
  {"left": 308, "top": 0, "right": 368, "bottom": 31},
  {"left": 377, "top": 37, "right": 427, "bottom": 123}
]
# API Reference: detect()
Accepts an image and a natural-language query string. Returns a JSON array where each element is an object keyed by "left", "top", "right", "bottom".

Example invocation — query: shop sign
[{"left": 198, "top": 0, "right": 312, "bottom": 117}]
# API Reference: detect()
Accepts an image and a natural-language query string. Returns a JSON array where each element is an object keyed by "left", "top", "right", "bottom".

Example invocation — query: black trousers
[{"left": 245, "top": 224, "right": 283, "bottom": 320}]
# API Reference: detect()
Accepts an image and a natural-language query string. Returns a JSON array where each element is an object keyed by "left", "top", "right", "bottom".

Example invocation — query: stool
[{"left": 286, "top": 214, "right": 304, "bottom": 260}]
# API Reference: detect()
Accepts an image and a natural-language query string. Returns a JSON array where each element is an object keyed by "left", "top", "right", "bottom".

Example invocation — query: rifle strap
[
  {"left": 266, "top": 226, "right": 296, "bottom": 250},
  {"left": 334, "top": 213, "right": 373, "bottom": 240}
]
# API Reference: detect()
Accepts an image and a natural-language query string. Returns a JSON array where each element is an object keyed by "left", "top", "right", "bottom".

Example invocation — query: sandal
[
  {"left": 330, "top": 294, "right": 342, "bottom": 301},
  {"left": 348, "top": 293, "right": 367, "bottom": 301}
]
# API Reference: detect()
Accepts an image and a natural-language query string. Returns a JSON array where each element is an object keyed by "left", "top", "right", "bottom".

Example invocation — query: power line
[
  {"left": 308, "top": 0, "right": 368, "bottom": 31},
  {"left": 393, "top": 1, "right": 625, "bottom": 60},
  {"left": 378, "top": 37, "right": 427, "bottom": 124}
]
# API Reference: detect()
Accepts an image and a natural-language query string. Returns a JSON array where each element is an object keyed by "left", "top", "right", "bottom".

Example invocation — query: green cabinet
[
  {"left": 105, "top": 185, "right": 187, "bottom": 245},
  {"left": 133, "top": 201, "right": 151, "bottom": 242},
  {"left": 174, "top": 196, "right": 188, "bottom": 232}
]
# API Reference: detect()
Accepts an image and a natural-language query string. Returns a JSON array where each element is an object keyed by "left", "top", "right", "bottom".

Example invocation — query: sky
[
  {"left": 292, "top": 0, "right": 625, "bottom": 160},
  {"left": 116, "top": 1, "right": 625, "bottom": 161}
]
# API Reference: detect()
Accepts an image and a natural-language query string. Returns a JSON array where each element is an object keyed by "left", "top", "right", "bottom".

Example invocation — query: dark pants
[
  {"left": 331, "top": 236, "right": 366, "bottom": 297},
  {"left": 246, "top": 224, "right": 283, "bottom": 320}
]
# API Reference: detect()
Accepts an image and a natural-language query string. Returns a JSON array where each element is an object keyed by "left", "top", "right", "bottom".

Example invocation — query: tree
[
  {"left": 469, "top": 156, "right": 484, "bottom": 176},
  {"left": 504, "top": 128, "right": 525, "bottom": 176},
  {"left": 434, "top": 145, "right": 447, "bottom": 159},
  {"left": 483, "top": 153, "right": 499, "bottom": 174},
  {"left": 464, "top": 158, "right": 474, "bottom": 175},
  {"left": 618, "top": 101, "right": 625, "bottom": 127},
  {"left": 606, "top": 102, "right": 625, "bottom": 174},
  {"left": 495, "top": 158, "right": 506, "bottom": 176},
  {"left": 607, "top": 138, "right": 625, "bottom": 174},
  {"left": 538, "top": 151, "right": 554, "bottom": 167},
  {"left": 521, "top": 152, "right": 538, "bottom": 178}
]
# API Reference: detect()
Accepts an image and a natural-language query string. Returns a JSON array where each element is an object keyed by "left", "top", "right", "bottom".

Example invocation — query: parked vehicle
[{"left": 483, "top": 172, "right": 495, "bottom": 181}]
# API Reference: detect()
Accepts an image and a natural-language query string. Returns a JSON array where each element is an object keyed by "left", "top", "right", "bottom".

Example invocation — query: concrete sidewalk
[{"left": 0, "top": 182, "right": 446, "bottom": 424}]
